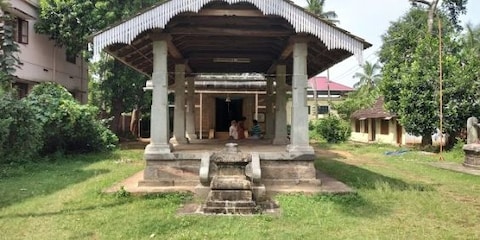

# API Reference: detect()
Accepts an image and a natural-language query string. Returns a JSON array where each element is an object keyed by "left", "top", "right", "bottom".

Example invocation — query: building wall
[
  {"left": 286, "top": 93, "right": 350, "bottom": 124},
  {"left": 350, "top": 118, "right": 406, "bottom": 146},
  {"left": 9, "top": 0, "right": 88, "bottom": 103}
]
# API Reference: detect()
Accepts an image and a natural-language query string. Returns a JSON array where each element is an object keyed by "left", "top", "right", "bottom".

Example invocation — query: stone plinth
[
  {"left": 139, "top": 153, "right": 200, "bottom": 187},
  {"left": 463, "top": 144, "right": 480, "bottom": 169}
]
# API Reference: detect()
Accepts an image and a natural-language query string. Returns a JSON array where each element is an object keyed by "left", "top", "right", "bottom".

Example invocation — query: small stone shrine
[
  {"left": 463, "top": 117, "right": 480, "bottom": 169},
  {"left": 199, "top": 143, "right": 265, "bottom": 214}
]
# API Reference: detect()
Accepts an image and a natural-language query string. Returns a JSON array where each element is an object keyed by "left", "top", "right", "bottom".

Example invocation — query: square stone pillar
[
  {"left": 287, "top": 41, "right": 314, "bottom": 154},
  {"left": 170, "top": 64, "right": 188, "bottom": 145},
  {"left": 145, "top": 39, "right": 171, "bottom": 155},
  {"left": 273, "top": 65, "right": 289, "bottom": 145},
  {"left": 186, "top": 77, "right": 197, "bottom": 140},
  {"left": 264, "top": 78, "right": 275, "bottom": 139}
]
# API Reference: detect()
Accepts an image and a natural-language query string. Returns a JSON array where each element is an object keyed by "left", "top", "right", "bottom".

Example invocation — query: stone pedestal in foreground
[{"left": 463, "top": 144, "right": 480, "bottom": 169}]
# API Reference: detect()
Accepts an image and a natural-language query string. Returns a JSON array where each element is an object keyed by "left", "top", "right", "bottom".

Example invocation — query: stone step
[
  {"left": 208, "top": 190, "right": 253, "bottom": 201},
  {"left": 205, "top": 200, "right": 256, "bottom": 208},
  {"left": 210, "top": 176, "right": 252, "bottom": 190},
  {"left": 203, "top": 206, "right": 256, "bottom": 214}
]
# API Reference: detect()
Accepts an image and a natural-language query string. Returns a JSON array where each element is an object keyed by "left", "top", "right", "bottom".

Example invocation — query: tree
[
  {"left": 409, "top": 0, "right": 468, "bottom": 32},
  {"left": 35, "top": 0, "right": 162, "bottom": 133},
  {"left": 335, "top": 61, "right": 381, "bottom": 120},
  {"left": 463, "top": 23, "right": 480, "bottom": 53},
  {"left": 0, "top": 0, "right": 21, "bottom": 92},
  {"left": 91, "top": 55, "right": 150, "bottom": 134},
  {"left": 353, "top": 61, "right": 382, "bottom": 91},
  {"left": 380, "top": 6, "right": 480, "bottom": 147},
  {"left": 306, "top": 0, "right": 339, "bottom": 23}
]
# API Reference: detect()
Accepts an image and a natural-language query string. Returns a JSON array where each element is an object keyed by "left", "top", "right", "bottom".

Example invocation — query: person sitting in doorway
[
  {"left": 229, "top": 120, "right": 238, "bottom": 140},
  {"left": 237, "top": 116, "right": 246, "bottom": 139},
  {"left": 249, "top": 119, "right": 262, "bottom": 139}
]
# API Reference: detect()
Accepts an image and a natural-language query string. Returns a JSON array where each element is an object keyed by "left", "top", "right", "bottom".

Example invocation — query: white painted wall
[
  {"left": 350, "top": 118, "right": 406, "bottom": 146},
  {"left": 9, "top": 0, "right": 88, "bottom": 103}
]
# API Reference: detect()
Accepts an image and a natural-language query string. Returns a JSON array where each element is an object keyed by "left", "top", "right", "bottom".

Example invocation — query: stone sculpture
[
  {"left": 464, "top": 117, "right": 480, "bottom": 169},
  {"left": 466, "top": 117, "right": 480, "bottom": 144}
]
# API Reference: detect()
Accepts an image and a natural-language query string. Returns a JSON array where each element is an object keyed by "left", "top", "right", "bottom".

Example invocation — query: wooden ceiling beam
[
  {"left": 168, "top": 27, "right": 291, "bottom": 37},
  {"left": 266, "top": 38, "right": 295, "bottom": 74}
]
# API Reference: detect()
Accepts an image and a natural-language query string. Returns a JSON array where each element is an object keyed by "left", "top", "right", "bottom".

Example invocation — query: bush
[
  {"left": 315, "top": 115, "right": 351, "bottom": 143},
  {"left": 27, "top": 82, "right": 118, "bottom": 154},
  {"left": 0, "top": 93, "right": 42, "bottom": 163}
]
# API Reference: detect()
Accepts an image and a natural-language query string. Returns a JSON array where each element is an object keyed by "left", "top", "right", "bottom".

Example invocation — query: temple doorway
[{"left": 215, "top": 97, "right": 243, "bottom": 131}]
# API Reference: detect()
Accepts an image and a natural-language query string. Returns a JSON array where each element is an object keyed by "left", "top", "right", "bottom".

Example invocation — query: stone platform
[
  {"left": 139, "top": 139, "right": 321, "bottom": 196},
  {"left": 106, "top": 139, "right": 353, "bottom": 205},
  {"left": 104, "top": 169, "right": 353, "bottom": 195}
]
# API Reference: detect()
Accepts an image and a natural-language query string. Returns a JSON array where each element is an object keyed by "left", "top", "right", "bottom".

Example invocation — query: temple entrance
[{"left": 215, "top": 97, "right": 243, "bottom": 131}]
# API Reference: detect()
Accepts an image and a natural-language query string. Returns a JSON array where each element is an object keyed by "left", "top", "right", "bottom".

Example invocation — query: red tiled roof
[
  {"left": 351, "top": 97, "right": 396, "bottom": 119},
  {"left": 308, "top": 76, "right": 353, "bottom": 91}
]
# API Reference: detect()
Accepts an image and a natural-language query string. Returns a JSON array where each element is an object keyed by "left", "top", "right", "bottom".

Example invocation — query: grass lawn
[{"left": 1, "top": 143, "right": 479, "bottom": 239}]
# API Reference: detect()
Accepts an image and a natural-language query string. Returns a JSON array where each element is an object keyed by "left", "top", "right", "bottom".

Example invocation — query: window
[
  {"left": 308, "top": 106, "right": 311, "bottom": 115},
  {"left": 363, "top": 119, "right": 368, "bottom": 133},
  {"left": 13, "top": 82, "right": 28, "bottom": 98},
  {"left": 16, "top": 18, "right": 28, "bottom": 44},
  {"left": 380, "top": 120, "right": 389, "bottom": 135},
  {"left": 66, "top": 53, "right": 77, "bottom": 64},
  {"left": 355, "top": 120, "right": 361, "bottom": 133},
  {"left": 317, "top": 105, "right": 329, "bottom": 114}
]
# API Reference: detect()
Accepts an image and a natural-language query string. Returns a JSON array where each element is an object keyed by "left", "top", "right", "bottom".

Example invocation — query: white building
[{"left": 5, "top": 0, "right": 88, "bottom": 103}]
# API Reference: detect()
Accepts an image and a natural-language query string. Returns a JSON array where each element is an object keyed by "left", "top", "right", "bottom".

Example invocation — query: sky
[{"left": 292, "top": 0, "right": 480, "bottom": 87}]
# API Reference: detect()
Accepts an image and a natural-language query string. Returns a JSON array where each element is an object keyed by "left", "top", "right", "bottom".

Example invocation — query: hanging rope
[{"left": 438, "top": 16, "right": 444, "bottom": 161}]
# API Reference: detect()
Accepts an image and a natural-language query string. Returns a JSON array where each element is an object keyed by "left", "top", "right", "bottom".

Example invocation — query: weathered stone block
[
  {"left": 210, "top": 176, "right": 251, "bottom": 190},
  {"left": 464, "top": 144, "right": 480, "bottom": 169},
  {"left": 208, "top": 190, "right": 253, "bottom": 201}
]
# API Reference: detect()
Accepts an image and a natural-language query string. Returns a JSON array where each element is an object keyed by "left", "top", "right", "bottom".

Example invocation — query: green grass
[{"left": 1, "top": 144, "right": 480, "bottom": 239}]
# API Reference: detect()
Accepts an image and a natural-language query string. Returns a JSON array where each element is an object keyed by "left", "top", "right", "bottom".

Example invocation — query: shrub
[
  {"left": 315, "top": 115, "right": 351, "bottom": 143},
  {"left": 0, "top": 93, "right": 42, "bottom": 163},
  {"left": 27, "top": 82, "right": 118, "bottom": 154}
]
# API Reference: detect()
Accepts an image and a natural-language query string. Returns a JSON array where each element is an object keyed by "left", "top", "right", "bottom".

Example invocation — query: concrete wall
[{"left": 9, "top": 0, "right": 88, "bottom": 103}]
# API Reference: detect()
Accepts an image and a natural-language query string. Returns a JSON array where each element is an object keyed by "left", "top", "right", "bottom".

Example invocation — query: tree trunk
[
  {"left": 427, "top": 0, "right": 439, "bottom": 33},
  {"left": 444, "top": 132, "right": 457, "bottom": 150},
  {"left": 421, "top": 133, "right": 433, "bottom": 146},
  {"left": 110, "top": 98, "right": 124, "bottom": 135}
]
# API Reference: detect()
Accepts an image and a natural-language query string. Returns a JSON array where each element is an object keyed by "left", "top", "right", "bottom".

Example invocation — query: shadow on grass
[
  {"left": 310, "top": 192, "right": 389, "bottom": 218},
  {"left": 316, "top": 157, "right": 434, "bottom": 192},
  {"left": 0, "top": 198, "right": 128, "bottom": 219},
  {"left": 0, "top": 152, "right": 118, "bottom": 209}
]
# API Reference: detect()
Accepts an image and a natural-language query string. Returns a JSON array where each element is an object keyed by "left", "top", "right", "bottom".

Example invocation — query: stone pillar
[
  {"left": 287, "top": 41, "right": 314, "bottom": 154},
  {"left": 264, "top": 78, "right": 275, "bottom": 139},
  {"left": 186, "top": 77, "right": 197, "bottom": 140},
  {"left": 145, "top": 39, "right": 171, "bottom": 155},
  {"left": 170, "top": 64, "right": 188, "bottom": 145},
  {"left": 273, "top": 65, "right": 289, "bottom": 145}
]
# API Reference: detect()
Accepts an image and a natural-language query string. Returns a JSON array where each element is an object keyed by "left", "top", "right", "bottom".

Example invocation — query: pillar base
[
  {"left": 273, "top": 137, "right": 290, "bottom": 145},
  {"left": 186, "top": 133, "right": 198, "bottom": 141},
  {"left": 286, "top": 144, "right": 314, "bottom": 155},
  {"left": 145, "top": 143, "right": 171, "bottom": 156},
  {"left": 170, "top": 136, "right": 188, "bottom": 146}
]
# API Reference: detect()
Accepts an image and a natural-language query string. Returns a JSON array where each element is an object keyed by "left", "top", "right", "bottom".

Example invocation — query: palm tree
[
  {"left": 463, "top": 23, "right": 480, "bottom": 54},
  {"left": 306, "top": 0, "right": 339, "bottom": 23},
  {"left": 353, "top": 61, "right": 382, "bottom": 91}
]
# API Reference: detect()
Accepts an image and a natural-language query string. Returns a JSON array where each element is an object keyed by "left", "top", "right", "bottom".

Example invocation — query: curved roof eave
[{"left": 91, "top": 0, "right": 371, "bottom": 64}]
